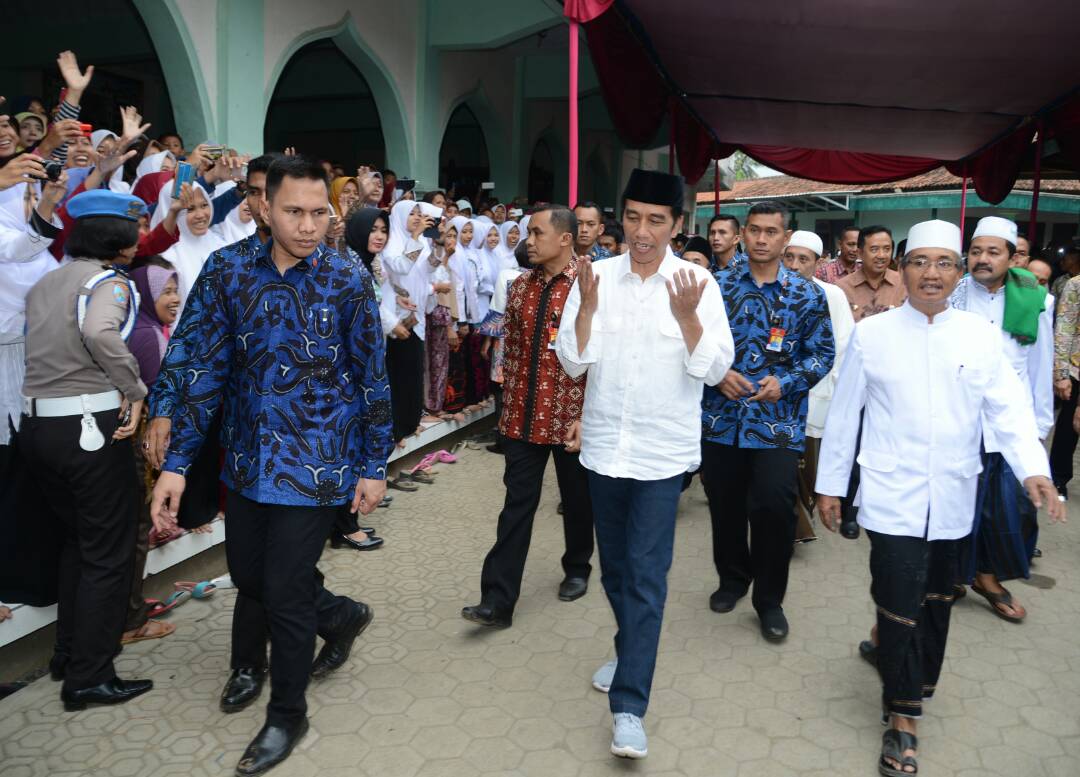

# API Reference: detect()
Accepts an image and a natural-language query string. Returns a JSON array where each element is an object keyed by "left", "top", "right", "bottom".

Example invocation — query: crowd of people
[{"left": 0, "top": 49, "right": 1076, "bottom": 777}]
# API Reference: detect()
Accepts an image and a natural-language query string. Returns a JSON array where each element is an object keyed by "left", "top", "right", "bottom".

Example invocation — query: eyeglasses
[{"left": 905, "top": 257, "right": 959, "bottom": 271}]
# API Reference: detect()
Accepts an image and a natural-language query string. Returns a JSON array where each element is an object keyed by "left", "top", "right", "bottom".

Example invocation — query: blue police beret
[{"left": 67, "top": 190, "right": 147, "bottom": 222}]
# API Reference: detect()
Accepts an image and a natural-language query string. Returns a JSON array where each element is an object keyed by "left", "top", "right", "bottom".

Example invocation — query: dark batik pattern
[
  {"left": 499, "top": 260, "right": 585, "bottom": 446},
  {"left": 702, "top": 263, "right": 834, "bottom": 452},
  {"left": 155, "top": 235, "right": 392, "bottom": 506}
]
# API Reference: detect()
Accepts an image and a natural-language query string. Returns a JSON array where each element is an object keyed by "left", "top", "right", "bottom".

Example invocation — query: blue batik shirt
[
  {"left": 703, "top": 263, "right": 834, "bottom": 452},
  {"left": 157, "top": 236, "right": 393, "bottom": 506}
]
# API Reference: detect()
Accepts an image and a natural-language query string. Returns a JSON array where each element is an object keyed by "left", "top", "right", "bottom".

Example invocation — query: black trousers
[
  {"left": 1049, "top": 377, "right": 1079, "bottom": 489},
  {"left": 479, "top": 437, "right": 594, "bottom": 614},
  {"left": 19, "top": 410, "right": 138, "bottom": 691},
  {"left": 387, "top": 332, "right": 425, "bottom": 443},
  {"left": 868, "top": 529, "right": 960, "bottom": 719},
  {"left": 702, "top": 442, "right": 799, "bottom": 613},
  {"left": 223, "top": 490, "right": 351, "bottom": 725},
  {"left": 229, "top": 566, "right": 339, "bottom": 670}
]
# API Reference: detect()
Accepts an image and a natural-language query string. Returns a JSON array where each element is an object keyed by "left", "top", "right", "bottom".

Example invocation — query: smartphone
[
  {"left": 397, "top": 178, "right": 416, "bottom": 193},
  {"left": 203, "top": 144, "right": 227, "bottom": 161},
  {"left": 172, "top": 161, "right": 195, "bottom": 199}
]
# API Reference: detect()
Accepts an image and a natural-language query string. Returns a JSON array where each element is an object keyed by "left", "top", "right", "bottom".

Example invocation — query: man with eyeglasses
[{"left": 815, "top": 219, "right": 1063, "bottom": 777}]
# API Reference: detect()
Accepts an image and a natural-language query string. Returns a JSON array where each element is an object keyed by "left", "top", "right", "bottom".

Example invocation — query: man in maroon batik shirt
[{"left": 461, "top": 205, "right": 594, "bottom": 628}]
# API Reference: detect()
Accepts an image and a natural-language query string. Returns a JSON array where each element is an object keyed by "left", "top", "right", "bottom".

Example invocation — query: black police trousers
[{"left": 19, "top": 409, "right": 138, "bottom": 691}]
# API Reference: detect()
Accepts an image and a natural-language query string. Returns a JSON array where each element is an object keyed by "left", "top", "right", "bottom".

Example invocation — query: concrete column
[{"left": 215, "top": 0, "right": 265, "bottom": 151}]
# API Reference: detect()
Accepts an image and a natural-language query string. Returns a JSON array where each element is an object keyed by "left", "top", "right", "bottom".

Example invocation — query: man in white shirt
[
  {"left": 949, "top": 216, "right": 1052, "bottom": 621},
  {"left": 780, "top": 231, "right": 855, "bottom": 542},
  {"left": 557, "top": 169, "right": 734, "bottom": 760},
  {"left": 815, "top": 219, "right": 1063, "bottom": 777}
]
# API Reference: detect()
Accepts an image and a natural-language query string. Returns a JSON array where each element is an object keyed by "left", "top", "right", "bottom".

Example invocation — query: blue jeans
[{"left": 587, "top": 470, "right": 682, "bottom": 717}]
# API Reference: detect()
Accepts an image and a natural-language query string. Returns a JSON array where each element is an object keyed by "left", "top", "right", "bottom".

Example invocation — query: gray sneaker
[
  {"left": 592, "top": 659, "right": 617, "bottom": 693},
  {"left": 611, "top": 713, "right": 647, "bottom": 759}
]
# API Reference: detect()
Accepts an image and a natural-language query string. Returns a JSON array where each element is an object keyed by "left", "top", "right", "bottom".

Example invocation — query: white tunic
[
  {"left": 806, "top": 277, "right": 856, "bottom": 438},
  {"left": 556, "top": 250, "right": 734, "bottom": 480},
  {"left": 949, "top": 276, "right": 1054, "bottom": 442},
  {"left": 816, "top": 302, "right": 1050, "bottom": 540}
]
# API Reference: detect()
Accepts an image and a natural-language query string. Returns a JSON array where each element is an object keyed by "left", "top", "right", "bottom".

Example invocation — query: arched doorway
[
  {"left": 2, "top": 0, "right": 178, "bottom": 140},
  {"left": 527, "top": 139, "right": 555, "bottom": 204},
  {"left": 439, "top": 105, "right": 490, "bottom": 204},
  {"left": 264, "top": 39, "right": 386, "bottom": 169}
]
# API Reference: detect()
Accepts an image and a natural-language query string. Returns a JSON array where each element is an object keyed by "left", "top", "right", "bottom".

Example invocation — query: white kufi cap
[
  {"left": 971, "top": 216, "right": 1017, "bottom": 246},
  {"left": 905, "top": 219, "right": 961, "bottom": 257},
  {"left": 785, "top": 230, "right": 823, "bottom": 258},
  {"left": 456, "top": 199, "right": 473, "bottom": 211}
]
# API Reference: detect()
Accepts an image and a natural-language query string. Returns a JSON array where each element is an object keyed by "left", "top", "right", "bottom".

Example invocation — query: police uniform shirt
[{"left": 22, "top": 258, "right": 146, "bottom": 401}]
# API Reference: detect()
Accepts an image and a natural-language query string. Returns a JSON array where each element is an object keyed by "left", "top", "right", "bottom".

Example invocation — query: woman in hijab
[
  {"left": 133, "top": 149, "right": 176, "bottom": 191},
  {"left": 330, "top": 177, "right": 360, "bottom": 219},
  {"left": 214, "top": 197, "right": 256, "bottom": 246},
  {"left": 464, "top": 219, "right": 499, "bottom": 407},
  {"left": 381, "top": 200, "right": 437, "bottom": 445},
  {"left": 120, "top": 259, "right": 182, "bottom": 645},
  {"left": 425, "top": 223, "right": 460, "bottom": 421},
  {"left": 444, "top": 216, "right": 475, "bottom": 416},
  {"left": 160, "top": 182, "right": 227, "bottom": 319},
  {"left": 494, "top": 220, "right": 522, "bottom": 274}
]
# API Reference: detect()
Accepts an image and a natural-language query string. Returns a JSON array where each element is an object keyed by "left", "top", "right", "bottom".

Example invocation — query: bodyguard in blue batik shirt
[
  {"left": 701, "top": 201, "right": 834, "bottom": 643},
  {"left": 151, "top": 156, "right": 393, "bottom": 777}
]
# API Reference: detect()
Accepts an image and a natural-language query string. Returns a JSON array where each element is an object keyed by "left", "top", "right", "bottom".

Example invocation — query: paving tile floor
[{"left": 3, "top": 445, "right": 1080, "bottom": 777}]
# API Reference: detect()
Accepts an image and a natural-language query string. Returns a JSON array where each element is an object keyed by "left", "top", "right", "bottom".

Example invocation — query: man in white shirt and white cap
[
  {"left": 780, "top": 230, "right": 855, "bottom": 542},
  {"left": 815, "top": 219, "right": 1063, "bottom": 777},
  {"left": 557, "top": 168, "right": 734, "bottom": 760},
  {"left": 455, "top": 199, "right": 473, "bottom": 218},
  {"left": 948, "top": 215, "right": 1052, "bottom": 622}
]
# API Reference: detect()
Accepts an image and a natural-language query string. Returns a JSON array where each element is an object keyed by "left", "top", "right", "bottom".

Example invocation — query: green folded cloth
[{"left": 1003, "top": 267, "right": 1047, "bottom": 344}]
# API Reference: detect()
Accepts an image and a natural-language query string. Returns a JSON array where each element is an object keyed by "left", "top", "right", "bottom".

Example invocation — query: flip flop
[
  {"left": 145, "top": 590, "right": 190, "bottom": 619},
  {"left": 121, "top": 619, "right": 177, "bottom": 645},
  {"left": 970, "top": 583, "right": 1024, "bottom": 623},
  {"left": 407, "top": 470, "right": 436, "bottom": 485},
  {"left": 174, "top": 581, "right": 217, "bottom": 599}
]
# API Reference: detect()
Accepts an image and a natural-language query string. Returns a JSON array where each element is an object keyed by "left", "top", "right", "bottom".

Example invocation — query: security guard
[{"left": 20, "top": 190, "right": 153, "bottom": 711}]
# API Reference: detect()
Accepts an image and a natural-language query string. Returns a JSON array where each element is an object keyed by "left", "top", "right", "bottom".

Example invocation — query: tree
[{"left": 732, "top": 151, "right": 759, "bottom": 181}]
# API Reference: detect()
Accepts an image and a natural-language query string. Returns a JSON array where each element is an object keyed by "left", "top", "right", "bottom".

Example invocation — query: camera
[{"left": 41, "top": 159, "right": 63, "bottom": 182}]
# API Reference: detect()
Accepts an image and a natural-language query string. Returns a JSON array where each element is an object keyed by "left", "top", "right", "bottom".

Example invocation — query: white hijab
[
  {"left": 161, "top": 183, "right": 227, "bottom": 317},
  {"left": 495, "top": 221, "right": 521, "bottom": 272},
  {"left": 470, "top": 219, "right": 500, "bottom": 295},
  {"left": 135, "top": 150, "right": 174, "bottom": 181},
  {"left": 383, "top": 200, "right": 429, "bottom": 262},
  {"left": 214, "top": 199, "right": 256, "bottom": 246}
]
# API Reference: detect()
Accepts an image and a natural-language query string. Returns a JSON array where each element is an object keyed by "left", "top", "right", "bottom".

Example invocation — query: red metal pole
[
  {"left": 668, "top": 99, "right": 675, "bottom": 174},
  {"left": 568, "top": 20, "right": 579, "bottom": 205},
  {"left": 1030, "top": 122, "right": 1044, "bottom": 247},
  {"left": 959, "top": 166, "right": 968, "bottom": 246},
  {"left": 714, "top": 158, "right": 720, "bottom": 216}
]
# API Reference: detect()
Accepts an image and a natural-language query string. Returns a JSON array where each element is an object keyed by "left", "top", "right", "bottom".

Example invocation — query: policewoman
[{"left": 20, "top": 190, "right": 153, "bottom": 711}]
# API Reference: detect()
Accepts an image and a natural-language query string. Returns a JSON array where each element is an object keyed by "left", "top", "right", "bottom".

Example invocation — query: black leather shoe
[
  {"left": 61, "top": 677, "right": 153, "bottom": 711},
  {"left": 758, "top": 608, "right": 789, "bottom": 642},
  {"left": 49, "top": 653, "right": 69, "bottom": 681},
  {"left": 311, "top": 602, "right": 373, "bottom": 679},
  {"left": 220, "top": 667, "right": 268, "bottom": 713},
  {"left": 558, "top": 577, "right": 588, "bottom": 602},
  {"left": 235, "top": 718, "right": 309, "bottom": 776},
  {"left": 709, "top": 588, "right": 745, "bottom": 614},
  {"left": 329, "top": 533, "right": 384, "bottom": 551},
  {"left": 840, "top": 515, "right": 860, "bottom": 540},
  {"left": 460, "top": 603, "right": 512, "bottom": 628},
  {"left": 858, "top": 640, "right": 878, "bottom": 667}
]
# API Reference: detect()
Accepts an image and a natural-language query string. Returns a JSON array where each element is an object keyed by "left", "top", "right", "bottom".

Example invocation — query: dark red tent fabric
[{"left": 570, "top": 0, "right": 1080, "bottom": 202}]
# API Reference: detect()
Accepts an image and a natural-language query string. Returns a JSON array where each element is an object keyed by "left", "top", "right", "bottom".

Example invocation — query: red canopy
[{"left": 567, "top": 0, "right": 1080, "bottom": 203}]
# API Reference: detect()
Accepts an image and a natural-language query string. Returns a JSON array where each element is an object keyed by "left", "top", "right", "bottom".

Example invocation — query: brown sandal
[{"left": 121, "top": 619, "right": 177, "bottom": 645}]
